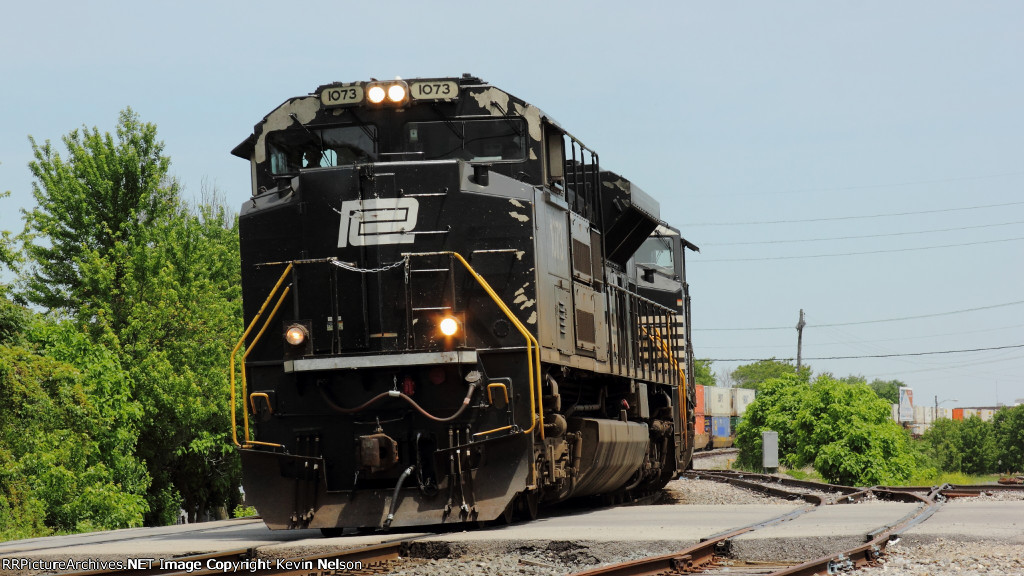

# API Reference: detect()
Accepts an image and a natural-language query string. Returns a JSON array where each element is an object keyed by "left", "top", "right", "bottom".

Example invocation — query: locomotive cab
[{"left": 230, "top": 75, "right": 698, "bottom": 532}]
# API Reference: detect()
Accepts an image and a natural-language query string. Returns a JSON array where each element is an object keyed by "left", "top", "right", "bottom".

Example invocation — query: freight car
[
  {"left": 692, "top": 385, "right": 755, "bottom": 450},
  {"left": 229, "top": 75, "right": 698, "bottom": 532}
]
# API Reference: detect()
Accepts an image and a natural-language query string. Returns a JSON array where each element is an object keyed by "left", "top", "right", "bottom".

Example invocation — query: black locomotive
[{"left": 230, "top": 75, "right": 699, "bottom": 532}]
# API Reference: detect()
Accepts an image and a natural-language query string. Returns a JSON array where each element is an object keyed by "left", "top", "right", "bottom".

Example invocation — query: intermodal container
[
  {"left": 730, "top": 416, "right": 743, "bottom": 432},
  {"left": 705, "top": 386, "right": 732, "bottom": 416},
  {"left": 914, "top": 405, "right": 934, "bottom": 424},
  {"left": 694, "top": 385, "right": 706, "bottom": 416},
  {"left": 952, "top": 408, "right": 964, "bottom": 421},
  {"left": 936, "top": 407, "right": 953, "bottom": 420},
  {"left": 963, "top": 408, "right": 980, "bottom": 419},
  {"left": 730, "top": 388, "right": 756, "bottom": 416},
  {"left": 711, "top": 416, "right": 732, "bottom": 448},
  {"left": 693, "top": 415, "right": 709, "bottom": 450},
  {"left": 980, "top": 409, "right": 995, "bottom": 422},
  {"left": 891, "top": 403, "right": 899, "bottom": 422}
]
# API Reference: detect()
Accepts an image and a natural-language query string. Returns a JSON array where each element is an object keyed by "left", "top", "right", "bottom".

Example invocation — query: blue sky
[{"left": 2, "top": 1, "right": 1021, "bottom": 408}]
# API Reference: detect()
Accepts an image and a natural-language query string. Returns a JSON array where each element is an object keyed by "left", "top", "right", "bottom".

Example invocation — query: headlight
[
  {"left": 285, "top": 324, "right": 308, "bottom": 346},
  {"left": 387, "top": 84, "right": 407, "bottom": 102},
  {"left": 439, "top": 317, "right": 459, "bottom": 337},
  {"left": 367, "top": 85, "right": 387, "bottom": 104}
]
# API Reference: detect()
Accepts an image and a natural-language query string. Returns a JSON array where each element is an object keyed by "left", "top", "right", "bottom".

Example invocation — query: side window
[{"left": 545, "top": 124, "right": 564, "bottom": 185}]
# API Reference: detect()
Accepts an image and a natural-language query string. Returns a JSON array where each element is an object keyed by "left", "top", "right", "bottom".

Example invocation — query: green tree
[
  {"left": 734, "top": 374, "right": 811, "bottom": 470},
  {"left": 20, "top": 110, "right": 243, "bottom": 527},
  {"left": 993, "top": 405, "right": 1024, "bottom": 473},
  {"left": 694, "top": 358, "right": 716, "bottom": 387},
  {"left": 731, "top": 359, "right": 811, "bottom": 391},
  {"left": 959, "top": 416, "right": 997, "bottom": 475},
  {"left": 920, "top": 418, "right": 963, "bottom": 472},
  {"left": 868, "top": 379, "right": 903, "bottom": 404},
  {"left": 0, "top": 191, "right": 28, "bottom": 344},
  {"left": 735, "top": 374, "right": 913, "bottom": 485},
  {"left": 0, "top": 320, "right": 149, "bottom": 539},
  {"left": 22, "top": 108, "right": 178, "bottom": 326},
  {"left": 796, "top": 376, "right": 914, "bottom": 485}
]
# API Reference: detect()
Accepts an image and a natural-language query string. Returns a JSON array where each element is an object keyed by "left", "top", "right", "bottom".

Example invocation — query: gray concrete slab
[
  {"left": 903, "top": 501, "right": 1024, "bottom": 544},
  {"left": 419, "top": 504, "right": 803, "bottom": 544},
  {"left": 730, "top": 501, "right": 920, "bottom": 562},
  {"left": 0, "top": 519, "right": 329, "bottom": 560}
]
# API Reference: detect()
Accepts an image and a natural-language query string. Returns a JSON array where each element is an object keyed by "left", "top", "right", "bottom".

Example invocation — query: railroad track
[
  {"left": 51, "top": 540, "right": 407, "bottom": 576},
  {"left": 27, "top": 473, "right": 1024, "bottom": 576},
  {"left": 569, "top": 472, "right": 1024, "bottom": 576}
]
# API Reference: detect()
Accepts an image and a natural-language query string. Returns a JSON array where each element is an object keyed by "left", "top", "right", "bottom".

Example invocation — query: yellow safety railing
[
  {"left": 407, "top": 251, "right": 545, "bottom": 441},
  {"left": 640, "top": 324, "right": 690, "bottom": 450},
  {"left": 230, "top": 263, "right": 293, "bottom": 449}
]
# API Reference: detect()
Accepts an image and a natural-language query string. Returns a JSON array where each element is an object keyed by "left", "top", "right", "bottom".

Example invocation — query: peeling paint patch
[
  {"left": 515, "top": 287, "right": 526, "bottom": 296},
  {"left": 514, "top": 294, "right": 527, "bottom": 305},
  {"left": 516, "top": 250, "right": 525, "bottom": 261},
  {"left": 471, "top": 88, "right": 511, "bottom": 117},
  {"left": 529, "top": 149, "right": 538, "bottom": 161},
  {"left": 255, "top": 97, "right": 320, "bottom": 163},
  {"left": 514, "top": 102, "right": 543, "bottom": 142},
  {"left": 527, "top": 311, "right": 537, "bottom": 324},
  {"left": 509, "top": 198, "right": 525, "bottom": 208},
  {"left": 603, "top": 177, "right": 630, "bottom": 192},
  {"left": 509, "top": 211, "right": 530, "bottom": 222},
  {"left": 518, "top": 299, "right": 536, "bottom": 310}
]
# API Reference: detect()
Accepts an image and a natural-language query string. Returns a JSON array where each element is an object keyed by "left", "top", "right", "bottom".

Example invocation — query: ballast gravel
[{"left": 853, "top": 538, "right": 1024, "bottom": 576}]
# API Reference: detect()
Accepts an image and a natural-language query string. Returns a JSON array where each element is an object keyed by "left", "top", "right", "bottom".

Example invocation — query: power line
[
  {"left": 697, "top": 322, "right": 1024, "bottom": 348},
  {"left": 707, "top": 343, "right": 1024, "bottom": 362},
  {"left": 696, "top": 236, "right": 1024, "bottom": 261},
  {"left": 682, "top": 200, "right": 1024, "bottom": 227},
  {"left": 701, "top": 220, "right": 1024, "bottom": 246},
  {"left": 694, "top": 170, "right": 1024, "bottom": 199},
  {"left": 812, "top": 300, "right": 1024, "bottom": 327},
  {"left": 695, "top": 299, "right": 1024, "bottom": 331}
]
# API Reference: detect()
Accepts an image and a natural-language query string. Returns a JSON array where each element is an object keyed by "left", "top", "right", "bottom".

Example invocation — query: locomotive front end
[
  {"left": 231, "top": 75, "right": 698, "bottom": 533},
  {"left": 232, "top": 76, "right": 545, "bottom": 530}
]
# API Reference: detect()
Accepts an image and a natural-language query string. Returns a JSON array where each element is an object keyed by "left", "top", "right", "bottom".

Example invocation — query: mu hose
[
  {"left": 319, "top": 382, "right": 479, "bottom": 422},
  {"left": 383, "top": 465, "right": 416, "bottom": 529}
]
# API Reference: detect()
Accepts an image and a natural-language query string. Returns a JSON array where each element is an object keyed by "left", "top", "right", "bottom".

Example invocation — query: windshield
[
  {"left": 267, "top": 125, "right": 377, "bottom": 174},
  {"left": 405, "top": 118, "right": 526, "bottom": 161},
  {"left": 636, "top": 236, "right": 676, "bottom": 271}
]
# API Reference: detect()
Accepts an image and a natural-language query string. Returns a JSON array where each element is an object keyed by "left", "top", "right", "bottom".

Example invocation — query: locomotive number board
[{"left": 319, "top": 80, "right": 460, "bottom": 108}]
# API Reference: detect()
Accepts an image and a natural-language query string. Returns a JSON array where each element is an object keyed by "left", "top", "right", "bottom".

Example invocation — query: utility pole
[{"left": 796, "top": 309, "right": 806, "bottom": 371}]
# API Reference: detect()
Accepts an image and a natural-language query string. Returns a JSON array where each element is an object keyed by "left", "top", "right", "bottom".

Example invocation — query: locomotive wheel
[
  {"left": 500, "top": 499, "right": 515, "bottom": 524},
  {"left": 515, "top": 491, "right": 539, "bottom": 521}
]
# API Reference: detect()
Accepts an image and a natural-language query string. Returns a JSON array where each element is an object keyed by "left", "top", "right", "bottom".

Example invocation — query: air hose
[{"left": 383, "top": 465, "right": 416, "bottom": 529}]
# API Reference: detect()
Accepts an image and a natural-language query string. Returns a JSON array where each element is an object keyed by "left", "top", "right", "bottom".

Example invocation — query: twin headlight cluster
[
  {"left": 283, "top": 316, "right": 459, "bottom": 349},
  {"left": 366, "top": 81, "right": 408, "bottom": 105}
]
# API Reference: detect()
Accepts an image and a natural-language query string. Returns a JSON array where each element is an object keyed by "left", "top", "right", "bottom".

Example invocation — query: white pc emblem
[{"left": 338, "top": 198, "right": 420, "bottom": 248}]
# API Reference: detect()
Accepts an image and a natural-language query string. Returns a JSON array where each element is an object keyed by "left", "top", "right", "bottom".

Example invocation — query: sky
[{"left": 1, "top": 1, "right": 1021, "bottom": 408}]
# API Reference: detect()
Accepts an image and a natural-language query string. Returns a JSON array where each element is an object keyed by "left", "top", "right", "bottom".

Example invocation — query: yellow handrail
[
  {"left": 230, "top": 263, "right": 292, "bottom": 448},
  {"left": 240, "top": 285, "right": 291, "bottom": 448},
  {"left": 411, "top": 251, "right": 545, "bottom": 440},
  {"left": 641, "top": 324, "right": 690, "bottom": 451}
]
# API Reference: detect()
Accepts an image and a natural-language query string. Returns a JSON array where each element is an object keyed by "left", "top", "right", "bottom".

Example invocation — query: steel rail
[{"left": 571, "top": 474, "right": 957, "bottom": 576}]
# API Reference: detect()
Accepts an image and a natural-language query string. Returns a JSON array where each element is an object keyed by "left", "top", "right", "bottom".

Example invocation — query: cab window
[
  {"left": 405, "top": 118, "right": 526, "bottom": 161},
  {"left": 636, "top": 236, "right": 676, "bottom": 272},
  {"left": 267, "top": 125, "right": 377, "bottom": 174}
]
